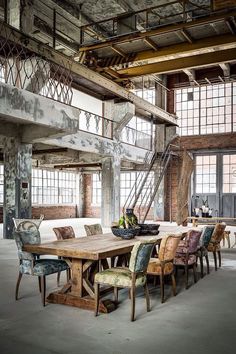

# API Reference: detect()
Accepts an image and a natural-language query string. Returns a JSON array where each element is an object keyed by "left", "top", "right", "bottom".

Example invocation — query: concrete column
[
  {"left": 154, "top": 76, "right": 167, "bottom": 221},
  {"left": 78, "top": 172, "right": 85, "bottom": 217},
  {"left": 101, "top": 156, "right": 120, "bottom": 227},
  {"left": 21, "top": 0, "right": 34, "bottom": 34},
  {"left": 7, "top": 0, "right": 20, "bottom": 29},
  {"left": 3, "top": 138, "right": 32, "bottom": 239}
]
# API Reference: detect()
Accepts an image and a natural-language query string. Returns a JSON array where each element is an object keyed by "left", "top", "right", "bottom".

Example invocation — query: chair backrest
[
  {"left": 158, "top": 233, "right": 182, "bottom": 262},
  {"left": 211, "top": 223, "right": 226, "bottom": 244},
  {"left": 129, "top": 239, "right": 156, "bottom": 273},
  {"left": 84, "top": 224, "right": 103, "bottom": 236},
  {"left": 14, "top": 228, "right": 41, "bottom": 260},
  {"left": 186, "top": 229, "right": 202, "bottom": 253},
  {"left": 13, "top": 214, "right": 44, "bottom": 230},
  {"left": 53, "top": 226, "right": 75, "bottom": 240},
  {"left": 200, "top": 226, "right": 215, "bottom": 247}
]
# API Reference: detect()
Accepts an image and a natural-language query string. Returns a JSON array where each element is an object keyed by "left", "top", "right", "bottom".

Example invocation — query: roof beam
[
  {"left": 0, "top": 20, "right": 176, "bottom": 125},
  {"left": 100, "top": 34, "right": 236, "bottom": 68},
  {"left": 179, "top": 28, "right": 193, "bottom": 44},
  {"left": 116, "top": 48, "right": 236, "bottom": 78},
  {"left": 219, "top": 63, "right": 231, "bottom": 78},
  {"left": 78, "top": 10, "right": 236, "bottom": 53},
  {"left": 111, "top": 45, "right": 127, "bottom": 57},
  {"left": 144, "top": 37, "right": 158, "bottom": 51}
]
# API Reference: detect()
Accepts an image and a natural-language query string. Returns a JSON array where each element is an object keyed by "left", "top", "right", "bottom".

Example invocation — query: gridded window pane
[
  {"left": 176, "top": 83, "right": 234, "bottom": 136},
  {"left": 195, "top": 155, "right": 216, "bottom": 194},
  {"left": 92, "top": 174, "right": 101, "bottom": 205},
  {"left": 32, "top": 168, "right": 76, "bottom": 205},
  {"left": 223, "top": 154, "right": 236, "bottom": 193}
]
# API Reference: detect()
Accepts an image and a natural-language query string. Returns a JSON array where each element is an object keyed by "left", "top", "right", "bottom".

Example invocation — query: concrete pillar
[
  {"left": 7, "top": 0, "right": 20, "bottom": 29},
  {"left": 78, "top": 172, "right": 85, "bottom": 217},
  {"left": 21, "top": 0, "right": 34, "bottom": 34},
  {"left": 3, "top": 138, "right": 32, "bottom": 239},
  {"left": 101, "top": 156, "right": 120, "bottom": 227},
  {"left": 154, "top": 76, "right": 167, "bottom": 221}
]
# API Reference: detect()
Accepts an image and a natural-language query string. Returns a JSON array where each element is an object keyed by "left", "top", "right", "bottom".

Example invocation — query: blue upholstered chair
[
  {"left": 14, "top": 227, "right": 69, "bottom": 306},
  {"left": 197, "top": 225, "right": 215, "bottom": 277},
  {"left": 94, "top": 239, "right": 156, "bottom": 321}
]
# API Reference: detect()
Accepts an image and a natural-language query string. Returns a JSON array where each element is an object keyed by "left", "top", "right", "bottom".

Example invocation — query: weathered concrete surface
[
  {"left": 3, "top": 138, "right": 32, "bottom": 239},
  {"left": 44, "top": 130, "right": 149, "bottom": 164},
  {"left": 0, "top": 82, "right": 80, "bottom": 134},
  {"left": 101, "top": 157, "right": 120, "bottom": 226}
]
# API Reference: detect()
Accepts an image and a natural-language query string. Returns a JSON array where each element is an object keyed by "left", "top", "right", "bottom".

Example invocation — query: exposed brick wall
[
  {"left": 84, "top": 174, "right": 101, "bottom": 218},
  {"left": 164, "top": 156, "right": 179, "bottom": 222},
  {"left": 32, "top": 205, "right": 76, "bottom": 220}
]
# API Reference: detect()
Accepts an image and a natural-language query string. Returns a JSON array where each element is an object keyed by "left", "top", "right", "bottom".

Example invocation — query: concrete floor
[{"left": 0, "top": 219, "right": 236, "bottom": 354}]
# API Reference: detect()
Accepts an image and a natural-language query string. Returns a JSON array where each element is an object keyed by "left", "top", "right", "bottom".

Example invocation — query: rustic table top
[{"left": 23, "top": 233, "right": 163, "bottom": 260}]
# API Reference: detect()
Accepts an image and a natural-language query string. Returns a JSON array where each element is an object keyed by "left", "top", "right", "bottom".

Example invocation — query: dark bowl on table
[
  {"left": 111, "top": 226, "right": 141, "bottom": 240},
  {"left": 138, "top": 223, "right": 160, "bottom": 236}
]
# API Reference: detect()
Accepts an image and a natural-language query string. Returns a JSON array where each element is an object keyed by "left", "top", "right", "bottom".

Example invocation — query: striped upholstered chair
[
  {"left": 207, "top": 223, "right": 226, "bottom": 271},
  {"left": 94, "top": 239, "right": 156, "bottom": 321}
]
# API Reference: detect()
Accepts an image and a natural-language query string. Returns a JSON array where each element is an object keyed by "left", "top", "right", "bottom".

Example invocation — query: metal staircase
[{"left": 123, "top": 141, "right": 179, "bottom": 223}]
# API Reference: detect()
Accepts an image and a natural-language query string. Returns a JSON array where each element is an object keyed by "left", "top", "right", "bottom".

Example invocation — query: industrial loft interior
[{"left": 0, "top": 1, "right": 236, "bottom": 354}]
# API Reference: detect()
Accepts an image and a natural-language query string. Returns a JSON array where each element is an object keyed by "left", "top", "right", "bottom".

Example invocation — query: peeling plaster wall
[{"left": 3, "top": 138, "right": 32, "bottom": 239}]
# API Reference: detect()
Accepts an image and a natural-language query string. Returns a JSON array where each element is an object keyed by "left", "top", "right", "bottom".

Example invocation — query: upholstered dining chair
[
  {"left": 84, "top": 224, "right": 110, "bottom": 270},
  {"left": 84, "top": 224, "right": 103, "bottom": 236},
  {"left": 196, "top": 225, "right": 215, "bottom": 277},
  {"left": 14, "top": 226, "right": 69, "bottom": 306},
  {"left": 207, "top": 223, "right": 226, "bottom": 271},
  {"left": 174, "top": 229, "right": 202, "bottom": 289},
  {"left": 53, "top": 226, "right": 75, "bottom": 286},
  {"left": 147, "top": 234, "right": 182, "bottom": 303},
  {"left": 13, "top": 214, "right": 44, "bottom": 230},
  {"left": 94, "top": 239, "right": 156, "bottom": 321}
]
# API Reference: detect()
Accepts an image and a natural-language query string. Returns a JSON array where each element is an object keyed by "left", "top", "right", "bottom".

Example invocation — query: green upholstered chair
[
  {"left": 196, "top": 225, "right": 215, "bottom": 277},
  {"left": 94, "top": 239, "right": 156, "bottom": 321},
  {"left": 14, "top": 226, "right": 69, "bottom": 306},
  {"left": 147, "top": 234, "right": 182, "bottom": 303},
  {"left": 207, "top": 223, "right": 226, "bottom": 270}
]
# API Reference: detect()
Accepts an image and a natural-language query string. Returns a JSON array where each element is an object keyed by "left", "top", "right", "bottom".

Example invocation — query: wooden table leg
[{"left": 47, "top": 257, "right": 116, "bottom": 313}]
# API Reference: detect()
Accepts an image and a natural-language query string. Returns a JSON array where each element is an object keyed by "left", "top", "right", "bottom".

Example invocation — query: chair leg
[
  {"left": 66, "top": 269, "right": 70, "bottom": 282},
  {"left": 160, "top": 273, "right": 165, "bottom": 303},
  {"left": 213, "top": 251, "right": 217, "bottom": 271},
  {"left": 227, "top": 235, "right": 231, "bottom": 249},
  {"left": 205, "top": 254, "right": 210, "bottom": 274},
  {"left": 217, "top": 250, "right": 221, "bottom": 268},
  {"left": 94, "top": 283, "right": 99, "bottom": 316},
  {"left": 185, "top": 265, "right": 189, "bottom": 289},
  {"left": 38, "top": 276, "right": 41, "bottom": 292},
  {"left": 130, "top": 285, "right": 136, "bottom": 322},
  {"left": 200, "top": 255, "right": 204, "bottom": 278},
  {"left": 15, "top": 272, "right": 23, "bottom": 300},
  {"left": 171, "top": 273, "right": 177, "bottom": 296},
  {"left": 143, "top": 282, "right": 150, "bottom": 312},
  {"left": 40, "top": 276, "right": 46, "bottom": 306},
  {"left": 57, "top": 272, "right": 61, "bottom": 287},
  {"left": 114, "top": 287, "right": 118, "bottom": 303},
  {"left": 193, "top": 263, "right": 197, "bottom": 283}
]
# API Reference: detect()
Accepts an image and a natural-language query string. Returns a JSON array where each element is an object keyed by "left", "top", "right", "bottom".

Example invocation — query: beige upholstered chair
[
  {"left": 84, "top": 224, "right": 103, "bottom": 236},
  {"left": 95, "top": 239, "right": 156, "bottom": 321},
  {"left": 207, "top": 223, "right": 226, "bottom": 270},
  {"left": 147, "top": 234, "right": 181, "bottom": 303}
]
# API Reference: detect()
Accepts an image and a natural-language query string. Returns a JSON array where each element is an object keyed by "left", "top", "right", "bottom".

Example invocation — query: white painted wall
[{"left": 72, "top": 89, "right": 103, "bottom": 116}]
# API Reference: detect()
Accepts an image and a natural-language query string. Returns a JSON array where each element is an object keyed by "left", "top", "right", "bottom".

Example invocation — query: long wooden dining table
[{"left": 23, "top": 226, "right": 190, "bottom": 312}]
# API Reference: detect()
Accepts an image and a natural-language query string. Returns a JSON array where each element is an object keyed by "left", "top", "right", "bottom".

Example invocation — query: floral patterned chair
[
  {"left": 174, "top": 230, "right": 202, "bottom": 289},
  {"left": 14, "top": 227, "right": 69, "bottom": 306},
  {"left": 147, "top": 234, "right": 182, "bottom": 303},
  {"left": 207, "top": 223, "right": 226, "bottom": 271},
  {"left": 53, "top": 226, "right": 75, "bottom": 285},
  {"left": 196, "top": 225, "right": 215, "bottom": 277},
  {"left": 94, "top": 239, "right": 156, "bottom": 321}
]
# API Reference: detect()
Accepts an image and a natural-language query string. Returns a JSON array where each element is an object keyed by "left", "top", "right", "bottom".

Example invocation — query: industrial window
[
  {"left": 134, "top": 88, "right": 155, "bottom": 105},
  {"left": 176, "top": 82, "right": 235, "bottom": 136},
  {"left": 223, "top": 154, "right": 236, "bottom": 193},
  {"left": 92, "top": 173, "right": 101, "bottom": 205},
  {"left": 120, "top": 171, "right": 154, "bottom": 207},
  {"left": 32, "top": 168, "right": 76, "bottom": 205},
  {"left": 195, "top": 155, "right": 217, "bottom": 194},
  {"left": 0, "top": 164, "right": 3, "bottom": 203}
]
